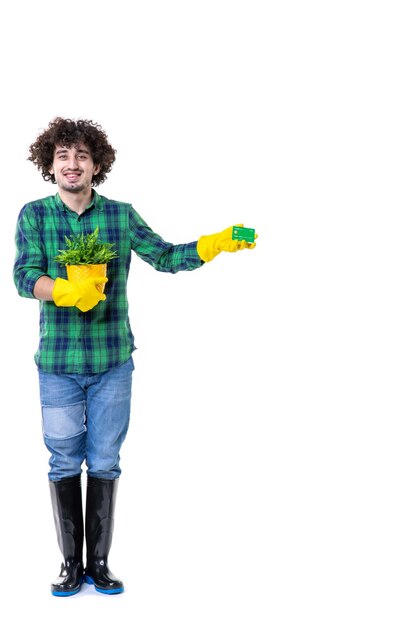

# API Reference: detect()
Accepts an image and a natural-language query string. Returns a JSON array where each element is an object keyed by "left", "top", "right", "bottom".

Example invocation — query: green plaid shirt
[{"left": 13, "top": 191, "right": 203, "bottom": 374}]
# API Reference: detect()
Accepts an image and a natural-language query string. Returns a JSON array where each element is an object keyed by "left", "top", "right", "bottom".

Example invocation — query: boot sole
[{"left": 84, "top": 575, "right": 124, "bottom": 594}]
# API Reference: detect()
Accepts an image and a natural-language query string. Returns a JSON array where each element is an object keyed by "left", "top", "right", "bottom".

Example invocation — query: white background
[{"left": 1, "top": 1, "right": 417, "bottom": 624}]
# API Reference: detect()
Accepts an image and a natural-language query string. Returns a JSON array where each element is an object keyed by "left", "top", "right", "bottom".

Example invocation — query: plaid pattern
[{"left": 13, "top": 191, "right": 203, "bottom": 374}]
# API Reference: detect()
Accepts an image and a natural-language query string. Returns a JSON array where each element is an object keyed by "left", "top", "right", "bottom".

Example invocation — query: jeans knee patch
[{"left": 42, "top": 401, "right": 86, "bottom": 440}]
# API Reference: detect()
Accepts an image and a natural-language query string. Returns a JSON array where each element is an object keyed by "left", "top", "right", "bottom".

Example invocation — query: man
[{"left": 13, "top": 117, "right": 256, "bottom": 597}]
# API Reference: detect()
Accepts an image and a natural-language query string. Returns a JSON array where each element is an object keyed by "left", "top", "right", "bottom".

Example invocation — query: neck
[{"left": 58, "top": 187, "right": 94, "bottom": 215}]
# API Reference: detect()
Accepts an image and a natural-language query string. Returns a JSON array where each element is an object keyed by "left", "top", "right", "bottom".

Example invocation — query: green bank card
[{"left": 232, "top": 226, "right": 256, "bottom": 243}]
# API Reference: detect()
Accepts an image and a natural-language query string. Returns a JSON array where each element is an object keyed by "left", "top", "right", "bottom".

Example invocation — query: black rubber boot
[
  {"left": 49, "top": 475, "right": 84, "bottom": 597},
  {"left": 84, "top": 476, "right": 124, "bottom": 594}
]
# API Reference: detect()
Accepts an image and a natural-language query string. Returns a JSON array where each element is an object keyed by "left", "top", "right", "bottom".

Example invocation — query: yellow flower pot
[{"left": 66, "top": 264, "right": 107, "bottom": 293}]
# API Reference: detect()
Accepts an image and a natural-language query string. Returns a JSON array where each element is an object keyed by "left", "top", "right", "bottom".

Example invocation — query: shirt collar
[{"left": 54, "top": 189, "right": 103, "bottom": 212}]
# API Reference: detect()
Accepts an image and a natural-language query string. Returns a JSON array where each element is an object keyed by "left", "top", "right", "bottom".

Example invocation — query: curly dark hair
[{"left": 28, "top": 117, "right": 117, "bottom": 187}]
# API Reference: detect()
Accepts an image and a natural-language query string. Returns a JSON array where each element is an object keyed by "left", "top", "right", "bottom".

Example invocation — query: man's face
[{"left": 49, "top": 142, "right": 100, "bottom": 193}]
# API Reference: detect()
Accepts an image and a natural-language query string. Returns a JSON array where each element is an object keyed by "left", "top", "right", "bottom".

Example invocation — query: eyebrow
[{"left": 55, "top": 146, "right": 91, "bottom": 156}]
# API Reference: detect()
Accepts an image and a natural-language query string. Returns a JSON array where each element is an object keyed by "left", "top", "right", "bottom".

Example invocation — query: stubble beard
[{"left": 59, "top": 177, "right": 92, "bottom": 194}]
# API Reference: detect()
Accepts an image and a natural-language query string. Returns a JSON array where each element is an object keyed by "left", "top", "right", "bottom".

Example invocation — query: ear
[{"left": 93, "top": 164, "right": 101, "bottom": 175}]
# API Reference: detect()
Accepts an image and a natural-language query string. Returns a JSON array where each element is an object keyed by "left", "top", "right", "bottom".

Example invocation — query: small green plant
[{"left": 54, "top": 228, "right": 118, "bottom": 266}]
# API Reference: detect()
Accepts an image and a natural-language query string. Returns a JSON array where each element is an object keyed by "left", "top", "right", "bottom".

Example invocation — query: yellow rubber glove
[
  {"left": 52, "top": 276, "right": 108, "bottom": 312},
  {"left": 197, "top": 224, "right": 257, "bottom": 262}
]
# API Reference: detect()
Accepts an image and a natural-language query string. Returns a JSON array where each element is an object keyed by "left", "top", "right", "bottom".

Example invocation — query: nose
[{"left": 67, "top": 155, "right": 79, "bottom": 170}]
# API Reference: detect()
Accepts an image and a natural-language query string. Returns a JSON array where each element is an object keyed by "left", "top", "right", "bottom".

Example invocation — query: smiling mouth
[{"left": 65, "top": 172, "right": 81, "bottom": 182}]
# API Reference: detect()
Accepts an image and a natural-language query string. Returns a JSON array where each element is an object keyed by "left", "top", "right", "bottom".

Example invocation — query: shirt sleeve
[
  {"left": 13, "top": 205, "right": 48, "bottom": 298},
  {"left": 129, "top": 206, "right": 204, "bottom": 273}
]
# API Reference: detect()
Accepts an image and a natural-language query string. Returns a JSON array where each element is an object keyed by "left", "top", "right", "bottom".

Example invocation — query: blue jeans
[{"left": 38, "top": 358, "right": 134, "bottom": 481}]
